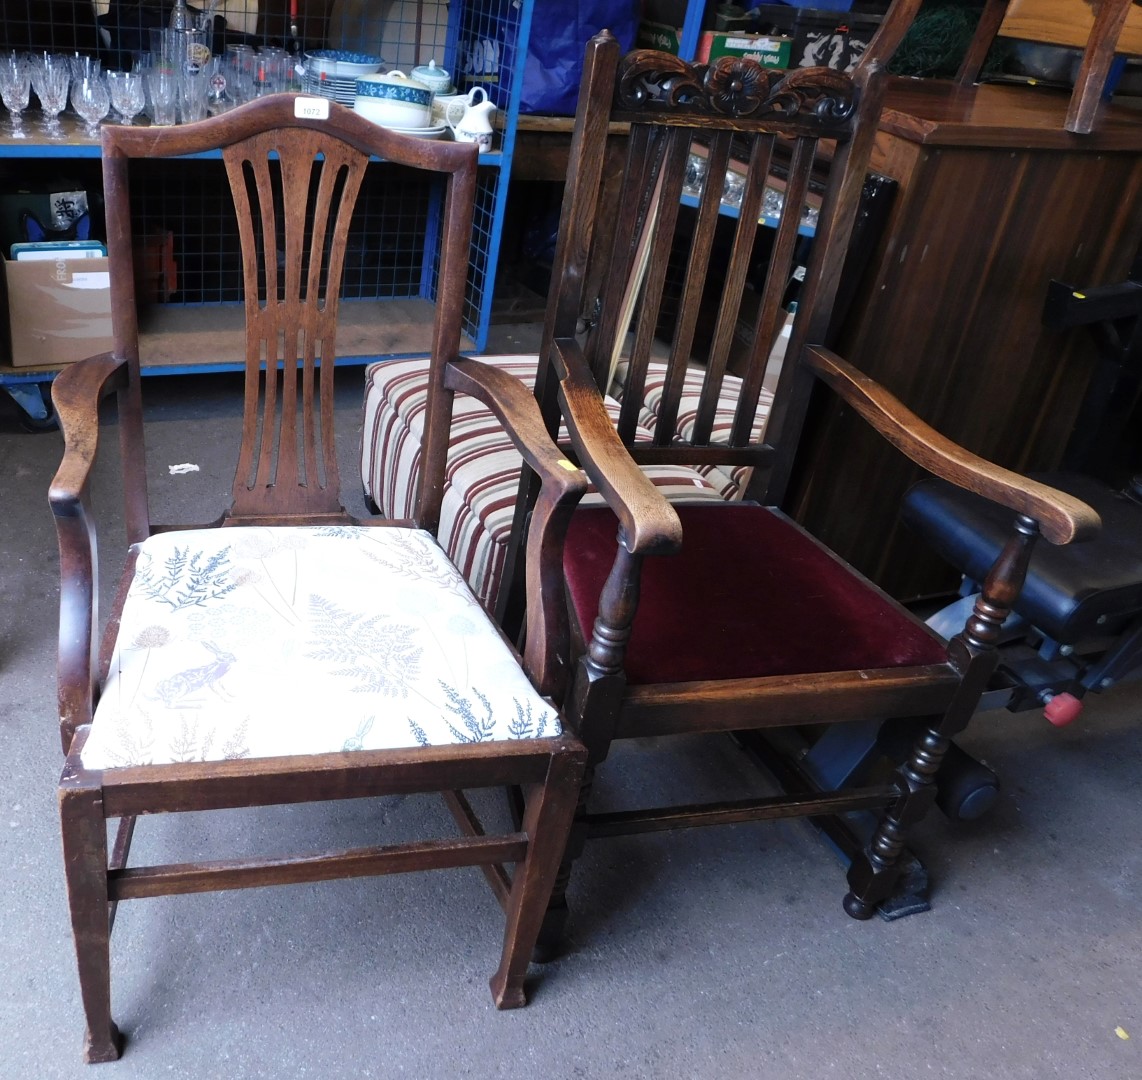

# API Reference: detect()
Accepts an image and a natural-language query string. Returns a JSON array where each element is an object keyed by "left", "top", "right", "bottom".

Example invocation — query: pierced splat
[{"left": 223, "top": 131, "right": 367, "bottom": 522}]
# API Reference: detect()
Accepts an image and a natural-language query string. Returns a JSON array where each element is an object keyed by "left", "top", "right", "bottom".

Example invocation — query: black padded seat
[{"left": 902, "top": 474, "right": 1142, "bottom": 644}]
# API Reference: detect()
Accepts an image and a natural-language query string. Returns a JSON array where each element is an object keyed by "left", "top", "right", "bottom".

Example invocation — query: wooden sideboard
[{"left": 789, "top": 77, "right": 1142, "bottom": 601}]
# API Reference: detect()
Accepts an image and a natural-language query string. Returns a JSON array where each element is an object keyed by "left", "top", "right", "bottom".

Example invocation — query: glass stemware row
[
  {"left": 0, "top": 44, "right": 300, "bottom": 138},
  {"left": 0, "top": 53, "right": 148, "bottom": 141}
]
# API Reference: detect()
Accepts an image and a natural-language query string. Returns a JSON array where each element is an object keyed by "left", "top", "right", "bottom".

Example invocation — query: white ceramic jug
[{"left": 448, "top": 87, "right": 495, "bottom": 152}]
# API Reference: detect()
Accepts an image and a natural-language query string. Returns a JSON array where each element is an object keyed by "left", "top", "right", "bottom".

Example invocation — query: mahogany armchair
[
  {"left": 508, "top": 35, "right": 1100, "bottom": 950},
  {"left": 49, "top": 97, "right": 587, "bottom": 1062}
]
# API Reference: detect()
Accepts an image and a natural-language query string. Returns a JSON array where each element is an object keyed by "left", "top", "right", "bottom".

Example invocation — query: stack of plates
[
  {"left": 301, "top": 72, "right": 359, "bottom": 105},
  {"left": 385, "top": 123, "right": 449, "bottom": 140},
  {"left": 301, "top": 49, "right": 383, "bottom": 105}
]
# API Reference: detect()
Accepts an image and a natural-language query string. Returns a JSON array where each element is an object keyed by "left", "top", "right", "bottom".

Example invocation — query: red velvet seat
[{"left": 564, "top": 503, "right": 948, "bottom": 686}]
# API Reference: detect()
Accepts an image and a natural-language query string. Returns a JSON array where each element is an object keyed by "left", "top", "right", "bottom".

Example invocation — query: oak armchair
[{"left": 517, "top": 35, "right": 1100, "bottom": 950}]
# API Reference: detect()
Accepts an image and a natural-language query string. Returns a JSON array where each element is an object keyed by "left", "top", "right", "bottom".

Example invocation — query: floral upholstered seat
[{"left": 82, "top": 526, "right": 561, "bottom": 770}]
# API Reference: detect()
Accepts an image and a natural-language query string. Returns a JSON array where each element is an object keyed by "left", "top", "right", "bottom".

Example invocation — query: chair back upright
[
  {"left": 98, "top": 98, "right": 478, "bottom": 538},
  {"left": 541, "top": 36, "right": 886, "bottom": 511}
]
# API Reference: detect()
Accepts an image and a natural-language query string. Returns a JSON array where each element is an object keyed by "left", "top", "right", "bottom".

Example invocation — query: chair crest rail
[{"left": 615, "top": 50, "right": 859, "bottom": 132}]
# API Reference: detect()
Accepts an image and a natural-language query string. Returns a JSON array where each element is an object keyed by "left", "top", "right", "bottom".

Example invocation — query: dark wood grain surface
[{"left": 791, "top": 78, "right": 1142, "bottom": 600}]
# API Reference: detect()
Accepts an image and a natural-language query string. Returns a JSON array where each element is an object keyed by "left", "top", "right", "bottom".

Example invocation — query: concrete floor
[{"left": 1, "top": 355, "right": 1139, "bottom": 1079}]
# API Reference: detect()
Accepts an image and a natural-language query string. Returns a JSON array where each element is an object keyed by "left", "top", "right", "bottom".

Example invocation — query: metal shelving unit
[{"left": 0, "top": 0, "right": 533, "bottom": 423}]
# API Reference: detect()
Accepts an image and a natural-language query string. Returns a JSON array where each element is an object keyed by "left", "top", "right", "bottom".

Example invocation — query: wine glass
[
  {"left": 67, "top": 53, "right": 100, "bottom": 83},
  {"left": 30, "top": 53, "right": 70, "bottom": 139},
  {"left": 106, "top": 70, "right": 145, "bottom": 124},
  {"left": 0, "top": 53, "right": 31, "bottom": 139},
  {"left": 71, "top": 73, "right": 110, "bottom": 139}
]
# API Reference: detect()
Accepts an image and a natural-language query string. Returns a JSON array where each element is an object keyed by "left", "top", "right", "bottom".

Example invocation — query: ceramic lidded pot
[
  {"left": 410, "top": 59, "right": 452, "bottom": 95},
  {"left": 354, "top": 70, "right": 433, "bottom": 128}
]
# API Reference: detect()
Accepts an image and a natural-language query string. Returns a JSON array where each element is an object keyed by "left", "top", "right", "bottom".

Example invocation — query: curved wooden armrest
[
  {"left": 805, "top": 346, "right": 1101, "bottom": 545},
  {"left": 445, "top": 357, "right": 589, "bottom": 502},
  {"left": 49, "top": 352, "right": 125, "bottom": 752},
  {"left": 551, "top": 338, "right": 683, "bottom": 556},
  {"left": 446, "top": 356, "right": 592, "bottom": 697},
  {"left": 49, "top": 352, "right": 128, "bottom": 513}
]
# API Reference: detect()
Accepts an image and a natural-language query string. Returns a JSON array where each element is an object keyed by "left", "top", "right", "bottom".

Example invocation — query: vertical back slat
[
  {"left": 223, "top": 128, "right": 368, "bottom": 520},
  {"left": 730, "top": 135, "right": 816, "bottom": 447},
  {"left": 616, "top": 128, "right": 690, "bottom": 446},
  {"left": 653, "top": 129, "right": 734, "bottom": 446},
  {"left": 692, "top": 133, "right": 775, "bottom": 446},
  {"left": 583, "top": 121, "right": 663, "bottom": 389},
  {"left": 760, "top": 65, "right": 887, "bottom": 505}
]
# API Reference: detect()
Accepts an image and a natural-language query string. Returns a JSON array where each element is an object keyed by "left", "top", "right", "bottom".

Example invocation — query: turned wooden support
[
  {"left": 951, "top": 513, "right": 1041, "bottom": 674},
  {"left": 567, "top": 533, "right": 643, "bottom": 765},
  {"left": 846, "top": 514, "right": 1042, "bottom": 919}
]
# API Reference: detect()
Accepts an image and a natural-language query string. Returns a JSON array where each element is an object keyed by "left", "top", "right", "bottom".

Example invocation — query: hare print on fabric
[{"left": 152, "top": 641, "right": 238, "bottom": 708}]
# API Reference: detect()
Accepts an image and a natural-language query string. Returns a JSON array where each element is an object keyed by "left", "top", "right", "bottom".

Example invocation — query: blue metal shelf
[{"left": 0, "top": 0, "right": 533, "bottom": 422}]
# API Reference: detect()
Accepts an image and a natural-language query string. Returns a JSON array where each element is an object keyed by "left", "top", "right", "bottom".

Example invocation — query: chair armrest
[
  {"left": 445, "top": 357, "right": 590, "bottom": 696},
  {"left": 49, "top": 352, "right": 128, "bottom": 512},
  {"left": 551, "top": 337, "right": 683, "bottom": 556},
  {"left": 804, "top": 345, "right": 1101, "bottom": 545},
  {"left": 48, "top": 352, "right": 127, "bottom": 752},
  {"left": 445, "top": 357, "right": 587, "bottom": 499}
]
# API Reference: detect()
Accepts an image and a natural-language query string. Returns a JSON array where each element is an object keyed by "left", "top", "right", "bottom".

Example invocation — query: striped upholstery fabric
[
  {"left": 361, "top": 356, "right": 723, "bottom": 610},
  {"left": 611, "top": 361, "right": 774, "bottom": 500}
]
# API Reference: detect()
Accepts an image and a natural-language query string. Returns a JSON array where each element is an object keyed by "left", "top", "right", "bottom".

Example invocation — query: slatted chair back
[{"left": 533, "top": 38, "right": 885, "bottom": 512}]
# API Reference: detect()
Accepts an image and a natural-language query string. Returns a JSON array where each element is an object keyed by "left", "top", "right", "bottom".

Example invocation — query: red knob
[{"left": 1044, "top": 692, "right": 1083, "bottom": 727}]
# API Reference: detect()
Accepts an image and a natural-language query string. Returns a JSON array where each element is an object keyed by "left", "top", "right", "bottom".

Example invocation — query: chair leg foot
[
  {"left": 488, "top": 971, "right": 528, "bottom": 1010},
  {"left": 487, "top": 749, "right": 585, "bottom": 1010},
  {"left": 847, "top": 724, "right": 948, "bottom": 917},
  {"left": 842, "top": 891, "right": 877, "bottom": 921},
  {"left": 83, "top": 1021, "right": 124, "bottom": 1063}
]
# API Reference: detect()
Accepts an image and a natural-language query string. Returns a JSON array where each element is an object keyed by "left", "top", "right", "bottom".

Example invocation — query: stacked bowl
[
  {"left": 302, "top": 49, "right": 382, "bottom": 105},
  {"left": 353, "top": 69, "right": 448, "bottom": 139}
]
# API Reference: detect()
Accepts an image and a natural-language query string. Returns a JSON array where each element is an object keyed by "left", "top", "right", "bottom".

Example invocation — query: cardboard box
[
  {"left": 2, "top": 254, "right": 114, "bottom": 368},
  {"left": 696, "top": 31, "right": 793, "bottom": 67},
  {"left": 746, "top": 6, "right": 883, "bottom": 73}
]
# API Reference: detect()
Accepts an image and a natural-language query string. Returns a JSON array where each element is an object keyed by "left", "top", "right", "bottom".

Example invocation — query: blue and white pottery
[
  {"left": 410, "top": 59, "right": 452, "bottom": 94},
  {"left": 304, "top": 49, "right": 383, "bottom": 79},
  {"left": 354, "top": 71, "right": 433, "bottom": 128}
]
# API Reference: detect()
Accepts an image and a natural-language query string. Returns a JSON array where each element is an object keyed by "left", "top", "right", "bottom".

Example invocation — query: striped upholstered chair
[{"left": 361, "top": 356, "right": 753, "bottom": 612}]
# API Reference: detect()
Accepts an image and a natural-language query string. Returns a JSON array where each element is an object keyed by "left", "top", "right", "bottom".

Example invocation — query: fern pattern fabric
[{"left": 80, "top": 526, "right": 562, "bottom": 769}]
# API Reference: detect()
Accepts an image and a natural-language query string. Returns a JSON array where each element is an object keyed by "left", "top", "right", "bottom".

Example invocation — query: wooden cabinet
[{"left": 789, "top": 78, "right": 1142, "bottom": 600}]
